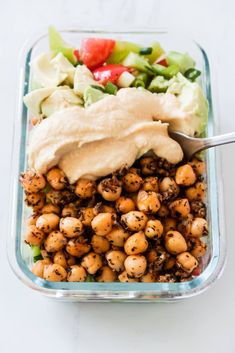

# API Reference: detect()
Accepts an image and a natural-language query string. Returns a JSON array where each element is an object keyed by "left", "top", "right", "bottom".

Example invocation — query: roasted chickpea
[
  {"left": 190, "top": 217, "right": 208, "bottom": 237},
  {"left": 118, "top": 271, "right": 139, "bottom": 282},
  {"left": 185, "top": 182, "right": 206, "bottom": 202},
  {"left": 46, "top": 189, "right": 76, "bottom": 206},
  {"left": 20, "top": 170, "right": 46, "bottom": 193},
  {"left": 157, "top": 204, "right": 169, "bottom": 218},
  {"left": 27, "top": 213, "right": 39, "bottom": 226},
  {"left": 66, "top": 237, "right": 91, "bottom": 257},
  {"left": 46, "top": 168, "right": 67, "bottom": 190},
  {"left": 145, "top": 219, "right": 163, "bottom": 239},
  {"left": 81, "top": 252, "right": 103, "bottom": 274},
  {"left": 189, "top": 158, "right": 205, "bottom": 176},
  {"left": 163, "top": 217, "right": 177, "bottom": 233},
  {"left": 122, "top": 172, "right": 142, "bottom": 193},
  {"left": 124, "top": 255, "right": 147, "bottom": 278},
  {"left": 91, "top": 212, "right": 115, "bottom": 236},
  {"left": 115, "top": 196, "right": 135, "bottom": 213},
  {"left": 142, "top": 176, "right": 159, "bottom": 192},
  {"left": 67, "top": 265, "right": 87, "bottom": 282},
  {"left": 140, "top": 157, "right": 157, "bottom": 175},
  {"left": 93, "top": 203, "right": 116, "bottom": 215},
  {"left": 177, "top": 214, "right": 193, "bottom": 237},
  {"left": 169, "top": 198, "right": 190, "bottom": 218},
  {"left": 106, "top": 250, "right": 127, "bottom": 272},
  {"left": 146, "top": 249, "right": 157, "bottom": 263},
  {"left": 159, "top": 177, "right": 179, "bottom": 201},
  {"left": 175, "top": 164, "right": 196, "bottom": 186},
  {"left": 124, "top": 231, "right": 148, "bottom": 255},
  {"left": 25, "top": 192, "right": 45, "bottom": 211},
  {"left": 137, "top": 190, "right": 161, "bottom": 213},
  {"left": 176, "top": 252, "right": 198, "bottom": 273},
  {"left": 59, "top": 217, "right": 83, "bottom": 238},
  {"left": 96, "top": 266, "right": 117, "bottom": 282},
  {"left": 31, "top": 258, "right": 51, "bottom": 278},
  {"left": 164, "top": 257, "right": 176, "bottom": 270},
  {"left": 190, "top": 201, "right": 206, "bottom": 218},
  {"left": 53, "top": 250, "right": 67, "bottom": 268},
  {"left": 36, "top": 213, "right": 60, "bottom": 233},
  {"left": 164, "top": 230, "right": 188, "bottom": 255},
  {"left": 41, "top": 204, "right": 60, "bottom": 214},
  {"left": 97, "top": 177, "right": 122, "bottom": 201},
  {"left": 43, "top": 263, "right": 67, "bottom": 281},
  {"left": 140, "top": 272, "right": 155, "bottom": 282},
  {"left": 121, "top": 211, "right": 148, "bottom": 231},
  {"left": 91, "top": 234, "right": 110, "bottom": 254},
  {"left": 61, "top": 203, "right": 77, "bottom": 218},
  {"left": 78, "top": 207, "right": 95, "bottom": 226},
  {"left": 106, "top": 225, "right": 129, "bottom": 247},
  {"left": 191, "top": 239, "right": 207, "bottom": 258},
  {"left": 44, "top": 230, "right": 67, "bottom": 252},
  {"left": 25, "top": 225, "right": 45, "bottom": 245},
  {"left": 66, "top": 253, "right": 76, "bottom": 266},
  {"left": 75, "top": 178, "right": 96, "bottom": 198}
]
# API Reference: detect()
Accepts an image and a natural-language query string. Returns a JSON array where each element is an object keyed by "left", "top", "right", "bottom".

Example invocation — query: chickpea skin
[
  {"left": 185, "top": 182, "right": 205, "bottom": 202},
  {"left": 44, "top": 231, "right": 67, "bottom": 252},
  {"left": 91, "top": 235, "right": 110, "bottom": 254},
  {"left": 20, "top": 170, "right": 46, "bottom": 193},
  {"left": 142, "top": 176, "right": 159, "bottom": 192},
  {"left": 41, "top": 204, "right": 60, "bottom": 214},
  {"left": 81, "top": 252, "right": 103, "bottom": 274},
  {"left": 140, "top": 272, "right": 155, "bottom": 282},
  {"left": 91, "top": 213, "right": 115, "bottom": 236},
  {"left": 25, "top": 192, "right": 45, "bottom": 211},
  {"left": 98, "top": 177, "right": 122, "bottom": 201},
  {"left": 75, "top": 178, "right": 96, "bottom": 198},
  {"left": 176, "top": 252, "right": 198, "bottom": 273},
  {"left": 96, "top": 266, "right": 117, "bottom": 282},
  {"left": 159, "top": 177, "right": 179, "bottom": 201},
  {"left": 53, "top": 250, "right": 67, "bottom": 268},
  {"left": 59, "top": 217, "right": 83, "bottom": 238},
  {"left": 145, "top": 219, "right": 163, "bottom": 239},
  {"left": 78, "top": 207, "right": 95, "bottom": 226},
  {"left": 169, "top": 198, "right": 191, "bottom": 218},
  {"left": 124, "top": 255, "right": 147, "bottom": 278},
  {"left": 106, "top": 225, "right": 129, "bottom": 247},
  {"left": 36, "top": 213, "right": 60, "bottom": 233},
  {"left": 66, "top": 238, "right": 91, "bottom": 257},
  {"left": 115, "top": 196, "right": 135, "bottom": 214},
  {"left": 122, "top": 172, "right": 142, "bottom": 193},
  {"left": 46, "top": 168, "right": 67, "bottom": 190},
  {"left": 106, "top": 250, "right": 127, "bottom": 272},
  {"left": 137, "top": 190, "right": 161, "bottom": 213},
  {"left": 31, "top": 258, "right": 51, "bottom": 278},
  {"left": 165, "top": 230, "right": 188, "bottom": 255},
  {"left": 124, "top": 231, "right": 148, "bottom": 255},
  {"left": 43, "top": 263, "right": 67, "bottom": 281},
  {"left": 121, "top": 211, "right": 148, "bottom": 231},
  {"left": 140, "top": 157, "right": 157, "bottom": 175},
  {"left": 67, "top": 265, "right": 87, "bottom": 282},
  {"left": 118, "top": 271, "right": 139, "bottom": 282},
  {"left": 25, "top": 225, "right": 45, "bottom": 245},
  {"left": 175, "top": 164, "right": 197, "bottom": 186},
  {"left": 190, "top": 217, "right": 208, "bottom": 237}
]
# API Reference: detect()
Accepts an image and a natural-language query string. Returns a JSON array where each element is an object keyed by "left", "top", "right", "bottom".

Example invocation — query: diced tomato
[
  {"left": 191, "top": 266, "right": 201, "bottom": 276},
  {"left": 155, "top": 54, "right": 168, "bottom": 67},
  {"left": 93, "top": 64, "right": 129, "bottom": 85},
  {"left": 73, "top": 49, "right": 80, "bottom": 61},
  {"left": 80, "top": 38, "right": 115, "bottom": 70}
]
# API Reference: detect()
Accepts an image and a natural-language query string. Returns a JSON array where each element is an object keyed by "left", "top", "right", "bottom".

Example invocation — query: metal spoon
[{"left": 169, "top": 131, "right": 235, "bottom": 160}]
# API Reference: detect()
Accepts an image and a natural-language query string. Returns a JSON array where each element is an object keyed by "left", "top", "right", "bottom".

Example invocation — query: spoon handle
[{"left": 199, "top": 132, "right": 235, "bottom": 151}]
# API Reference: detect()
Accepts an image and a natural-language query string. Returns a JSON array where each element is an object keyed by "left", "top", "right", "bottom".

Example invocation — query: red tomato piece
[
  {"left": 93, "top": 64, "right": 129, "bottom": 84},
  {"left": 80, "top": 38, "right": 115, "bottom": 70},
  {"left": 156, "top": 54, "right": 168, "bottom": 67}
]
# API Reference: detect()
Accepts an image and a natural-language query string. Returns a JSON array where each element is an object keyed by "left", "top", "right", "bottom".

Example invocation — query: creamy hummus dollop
[{"left": 28, "top": 88, "right": 185, "bottom": 183}]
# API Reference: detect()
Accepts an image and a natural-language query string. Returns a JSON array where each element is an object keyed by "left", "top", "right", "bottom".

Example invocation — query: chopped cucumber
[
  {"left": 132, "top": 72, "right": 148, "bottom": 88},
  {"left": 49, "top": 26, "right": 77, "bottom": 65},
  {"left": 166, "top": 51, "right": 195, "bottom": 74},
  {"left": 107, "top": 40, "right": 141, "bottom": 64},
  {"left": 148, "top": 76, "right": 169, "bottom": 93},
  {"left": 84, "top": 86, "right": 108, "bottom": 107},
  {"left": 122, "top": 52, "right": 153, "bottom": 74},
  {"left": 144, "top": 42, "right": 165, "bottom": 63},
  {"left": 116, "top": 71, "right": 135, "bottom": 88},
  {"left": 151, "top": 63, "right": 180, "bottom": 79}
]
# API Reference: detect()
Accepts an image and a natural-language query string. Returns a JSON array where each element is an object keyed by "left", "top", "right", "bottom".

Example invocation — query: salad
[{"left": 21, "top": 27, "right": 209, "bottom": 283}]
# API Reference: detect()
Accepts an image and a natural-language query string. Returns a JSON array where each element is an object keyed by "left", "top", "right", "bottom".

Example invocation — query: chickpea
[
  {"left": 191, "top": 201, "right": 206, "bottom": 218},
  {"left": 91, "top": 234, "right": 110, "bottom": 254},
  {"left": 189, "top": 158, "right": 205, "bottom": 176},
  {"left": 36, "top": 213, "right": 60, "bottom": 233},
  {"left": 122, "top": 172, "right": 142, "bottom": 193},
  {"left": 106, "top": 225, "right": 129, "bottom": 247},
  {"left": 53, "top": 250, "right": 67, "bottom": 268},
  {"left": 78, "top": 207, "right": 95, "bottom": 226},
  {"left": 121, "top": 211, "right": 148, "bottom": 231},
  {"left": 124, "top": 255, "right": 147, "bottom": 278},
  {"left": 190, "top": 217, "right": 208, "bottom": 237},
  {"left": 67, "top": 265, "right": 87, "bottom": 282},
  {"left": 175, "top": 164, "right": 197, "bottom": 186},
  {"left": 91, "top": 212, "right": 115, "bottom": 236},
  {"left": 46, "top": 168, "right": 67, "bottom": 190},
  {"left": 41, "top": 204, "right": 60, "bottom": 214},
  {"left": 157, "top": 274, "right": 176, "bottom": 283},
  {"left": 44, "top": 231, "right": 67, "bottom": 252},
  {"left": 169, "top": 198, "right": 190, "bottom": 218},
  {"left": 67, "top": 253, "right": 76, "bottom": 266},
  {"left": 59, "top": 217, "right": 83, "bottom": 238},
  {"left": 96, "top": 266, "right": 117, "bottom": 282},
  {"left": 62, "top": 203, "right": 77, "bottom": 218},
  {"left": 25, "top": 225, "right": 45, "bottom": 245},
  {"left": 177, "top": 214, "right": 193, "bottom": 237},
  {"left": 185, "top": 182, "right": 206, "bottom": 202},
  {"left": 163, "top": 217, "right": 177, "bottom": 233},
  {"left": 81, "top": 252, "right": 103, "bottom": 274},
  {"left": 27, "top": 213, "right": 39, "bottom": 226},
  {"left": 140, "top": 272, "right": 155, "bottom": 282},
  {"left": 66, "top": 237, "right": 91, "bottom": 257},
  {"left": 98, "top": 177, "right": 122, "bottom": 201},
  {"left": 46, "top": 189, "right": 76, "bottom": 206},
  {"left": 146, "top": 249, "right": 157, "bottom": 263},
  {"left": 43, "top": 263, "right": 67, "bottom": 281},
  {"left": 140, "top": 156, "right": 157, "bottom": 175},
  {"left": 106, "top": 250, "right": 127, "bottom": 272},
  {"left": 164, "top": 230, "right": 188, "bottom": 255},
  {"left": 176, "top": 252, "right": 198, "bottom": 273},
  {"left": 157, "top": 204, "right": 169, "bottom": 218},
  {"left": 191, "top": 239, "right": 207, "bottom": 258},
  {"left": 150, "top": 246, "right": 168, "bottom": 272},
  {"left": 142, "top": 176, "right": 159, "bottom": 192},
  {"left": 75, "top": 178, "right": 96, "bottom": 198},
  {"left": 118, "top": 271, "right": 139, "bottom": 282},
  {"left": 124, "top": 231, "right": 148, "bottom": 255},
  {"left": 164, "top": 257, "right": 176, "bottom": 270},
  {"left": 20, "top": 170, "right": 46, "bottom": 193},
  {"left": 115, "top": 196, "right": 135, "bottom": 214},
  {"left": 137, "top": 190, "right": 161, "bottom": 213},
  {"left": 25, "top": 192, "right": 45, "bottom": 211},
  {"left": 145, "top": 219, "right": 163, "bottom": 239},
  {"left": 159, "top": 177, "right": 179, "bottom": 201},
  {"left": 31, "top": 258, "right": 51, "bottom": 278},
  {"left": 93, "top": 203, "right": 116, "bottom": 215}
]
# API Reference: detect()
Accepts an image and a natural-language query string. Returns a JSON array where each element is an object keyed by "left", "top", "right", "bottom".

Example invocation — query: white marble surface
[{"left": 1, "top": 0, "right": 235, "bottom": 352}]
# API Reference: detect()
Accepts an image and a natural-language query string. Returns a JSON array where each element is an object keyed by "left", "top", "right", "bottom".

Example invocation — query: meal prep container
[{"left": 8, "top": 29, "right": 226, "bottom": 302}]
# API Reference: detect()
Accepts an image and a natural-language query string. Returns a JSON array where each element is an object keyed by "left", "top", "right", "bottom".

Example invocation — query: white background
[{"left": 1, "top": 1, "right": 235, "bottom": 352}]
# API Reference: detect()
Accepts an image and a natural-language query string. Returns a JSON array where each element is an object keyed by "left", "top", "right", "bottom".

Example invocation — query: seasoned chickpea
[
  {"left": 140, "top": 272, "right": 155, "bottom": 282},
  {"left": 165, "top": 230, "right": 188, "bottom": 255},
  {"left": 98, "top": 176, "right": 122, "bottom": 201},
  {"left": 93, "top": 203, "right": 116, "bottom": 215},
  {"left": 96, "top": 266, "right": 117, "bottom": 282},
  {"left": 142, "top": 176, "right": 159, "bottom": 192},
  {"left": 53, "top": 250, "right": 67, "bottom": 268},
  {"left": 118, "top": 271, "right": 139, "bottom": 282},
  {"left": 20, "top": 170, "right": 46, "bottom": 193},
  {"left": 46, "top": 168, "right": 67, "bottom": 190},
  {"left": 177, "top": 214, "right": 193, "bottom": 237},
  {"left": 78, "top": 207, "right": 95, "bottom": 226},
  {"left": 25, "top": 225, "right": 45, "bottom": 245},
  {"left": 146, "top": 249, "right": 157, "bottom": 263},
  {"left": 25, "top": 192, "right": 45, "bottom": 211},
  {"left": 121, "top": 211, "right": 148, "bottom": 231},
  {"left": 41, "top": 204, "right": 60, "bottom": 214},
  {"left": 106, "top": 225, "right": 129, "bottom": 247},
  {"left": 159, "top": 177, "right": 179, "bottom": 201},
  {"left": 44, "top": 231, "right": 67, "bottom": 252},
  {"left": 91, "top": 212, "right": 115, "bottom": 236},
  {"left": 124, "top": 255, "right": 147, "bottom": 278},
  {"left": 62, "top": 203, "right": 77, "bottom": 218},
  {"left": 191, "top": 239, "right": 207, "bottom": 258},
  {"left": 31, "top": 258, "right": 51, "bottom": 278},
  {"left": 176, "top": 252, "right": 198, "bottom": 273},
  {"left": 122, "top": 172, "right": 142, "bottom": 193},
  {"left": 169, "top": 198, "right": 190, "bottom": 218},
  {"left": 115, "top": 196, "right": 135, "bottom": 213},
  {"left": 175, "top": 164, "right": 197, "bottom": 186},
  {"left": 43, "top": 263, "right": 67, "bottom": 281},
  {"left": 185, "top": 182, "right": 206, "bottom": 202},
  {"left": 106, "top": 250, "right": 127, "bottom": 272},
  {"left": 164, "top": 257, "right": 176, "bottom": 270},
  {"left": 81, "top": 252, "right": 103, "bottom": 274},
  {"left": 157, "top": 204, "right": 169, "bottom": 218},
  {"left": 189, "top": 158, "right": 205, "bottom": 176},
  {"left": 67, "top": 265, "right": 87, "bottom": 282},
  {"left": 163, "top": 217, "right": 177, "bottom": 233},
  {"left": 36, "top": 213, "right": 60, "bottom": 233},
  {"left": 75, "top": 178, "right": 96, "bottom": 198},
  {"left": 59, "top": 217, "right": 83, "bottom": 237},
  {"left": 140, "top": 156, "right": 157, "bottom": 175},
  {"left": 145, "top": 219, "right": 163, "bottom": 239},
  {"left": 66, "top": 237, "right": 91, "bottom": 257},
  {"left": 27, "top": 213, "right": 39, "bottom": 226},
  {"left": 124, "top": 231, "right": 148, "bottom": 255},
  {"left": 46, "top": 189, "right": 76, "bottom": 206},
  {"left": 137, "top": 190, "right": 161, "bottom": 213},
  {"left": 190, "top": 217, "right": 208, "bottom": 237},
  {"left": 67, "top": 253, "right": 76, "bottom": 266},
  {"left": 91, "top": 235, "right": 110, "bottom": 254}
]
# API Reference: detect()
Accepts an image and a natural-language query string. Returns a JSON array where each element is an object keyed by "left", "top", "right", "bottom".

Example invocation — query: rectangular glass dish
[{"left": 8, "top": 29, "right": 226, "bottom": 302}]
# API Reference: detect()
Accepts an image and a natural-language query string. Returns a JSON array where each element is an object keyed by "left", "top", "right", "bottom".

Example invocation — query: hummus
[{"left": 28, "top": 88, "right": 185, "bottom": 183}]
